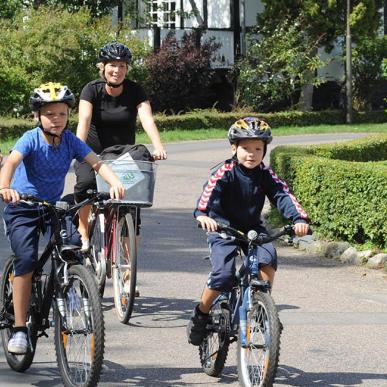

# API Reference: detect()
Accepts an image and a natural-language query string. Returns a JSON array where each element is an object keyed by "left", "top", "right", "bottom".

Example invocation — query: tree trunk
[{"left": 298, "top": 83, "right": 314, "bottom": 111}]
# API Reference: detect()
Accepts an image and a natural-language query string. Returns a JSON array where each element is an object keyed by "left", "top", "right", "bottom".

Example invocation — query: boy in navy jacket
[{"left": 187, "top": 117, "right": 310, "bottom": 346}]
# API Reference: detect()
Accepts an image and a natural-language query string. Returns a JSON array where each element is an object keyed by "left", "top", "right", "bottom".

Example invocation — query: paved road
[{"left": 1, "top": 133, "right": 387, "bottom": 386}]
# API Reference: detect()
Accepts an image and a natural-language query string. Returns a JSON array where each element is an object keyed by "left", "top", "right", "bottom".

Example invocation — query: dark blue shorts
[
  {"left": 206, "top": 232, "right": 277, "bottom": 292},
  {"left": 3, "top": 201, "right": 81, "bottom": 276}
]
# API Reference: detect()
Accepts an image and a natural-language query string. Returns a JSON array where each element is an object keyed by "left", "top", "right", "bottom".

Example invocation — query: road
[{"left": 1, "top": 133, "right": 387, "bottom": 386}]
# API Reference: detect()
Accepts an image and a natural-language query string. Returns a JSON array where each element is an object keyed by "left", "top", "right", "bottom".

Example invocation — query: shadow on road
[
  {"left": 276, "top": 365, "right": 387, "bottom": 386},
  {"left": 98, "top": 359, "right": 238, "bottom": 385}
]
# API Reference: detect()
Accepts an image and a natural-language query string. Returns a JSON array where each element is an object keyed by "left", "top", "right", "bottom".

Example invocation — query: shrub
[
  {"left": 144, "top": 30, "right": 221, "bottom": 113},
  {"left": 270, "top": 134, "right": 387, "bottom": 248}
]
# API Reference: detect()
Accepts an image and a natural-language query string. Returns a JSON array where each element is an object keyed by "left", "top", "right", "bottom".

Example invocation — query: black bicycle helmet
[
  {"left": 30, "top": 82, "right": 76, "bottom": 112},
  {"left": 228, "top": 117, "right": 272, "bottom": 145},
  {"left": 99, "top": 42, "right": 132, "bottom": 64}
]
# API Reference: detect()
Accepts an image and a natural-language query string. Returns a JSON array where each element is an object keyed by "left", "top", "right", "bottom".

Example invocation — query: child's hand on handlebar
[
  {"left": 0, "top": 188, "right": 20, "bottom": 204},
  {"left": 197, "top": 215, "right": 218, "bottom": 232},
  {"left": 293, "top": 222, "right": 309, "bottom": 237},
  {"left": 109, "top": 183, "right": 125, "bottom": 200}
]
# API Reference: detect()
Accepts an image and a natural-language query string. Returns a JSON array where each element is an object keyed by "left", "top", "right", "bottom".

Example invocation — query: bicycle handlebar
[{"left": 216, "top": 223, "right": 295, "bottom": 245}]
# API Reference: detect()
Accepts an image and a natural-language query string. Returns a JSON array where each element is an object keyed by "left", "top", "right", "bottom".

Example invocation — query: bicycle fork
[{"left": 238, "top": 287, "right": 251, "bottom": 348}]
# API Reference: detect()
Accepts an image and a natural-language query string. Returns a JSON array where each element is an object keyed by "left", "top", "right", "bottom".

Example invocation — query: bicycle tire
[
  {"left": 54, "top": 264, "right": 105, "bottom": 387},
  {"left": 89, "top": 212, "right": 107, "bottom": 297},
  {"left": 199, "top": 302, "right": 230, "bottom": 377},
  {"left": 237, "top": 290, "right": 281, "bottom": 387},
  {"left": 0, "top": 255, "right": 38, "bottom": 372},
  {"left": 112, "top": 213, "right": 137, "bottom": 324}
]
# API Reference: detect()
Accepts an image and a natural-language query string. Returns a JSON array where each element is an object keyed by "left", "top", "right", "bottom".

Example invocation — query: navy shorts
[
  {"left": 3, "top": 201, "right": 81, "bottom": 276},
  {"left": 206, "top": 232, "right": 277, "bottom": 292}
]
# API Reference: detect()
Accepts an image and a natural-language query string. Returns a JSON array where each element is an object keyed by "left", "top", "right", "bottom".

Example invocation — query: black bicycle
[
  {"left": 0, "top": 193, "right": 108, "bottom": 387},
  {"left": 198, "top": 223, "right": 296, "bottom": 387}
]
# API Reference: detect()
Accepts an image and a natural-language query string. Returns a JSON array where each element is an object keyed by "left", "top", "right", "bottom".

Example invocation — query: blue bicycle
[{"left": 198, "top": 223, "right": 294, "bottom": 386}]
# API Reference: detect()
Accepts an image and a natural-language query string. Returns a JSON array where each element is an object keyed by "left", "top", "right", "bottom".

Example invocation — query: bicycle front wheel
[
  {"left": 0, "top": 255, "right": 38, "bottom": 372},
  {"left": 54, "top": 264, "right": 105, "bottom": 387},
  {"left": 89, "top": 212, "right": 107, "bottom": 297},
  {"left": 237, "top": 291, "right": 281, "bottom": 387},
  {"left": 112, "top": 212, "right": 137, "bottom": 324}
]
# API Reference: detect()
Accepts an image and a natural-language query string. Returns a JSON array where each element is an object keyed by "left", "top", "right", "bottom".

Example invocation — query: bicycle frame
[{"left": 89, "top": 202, "right": 138, "bottom": 266}]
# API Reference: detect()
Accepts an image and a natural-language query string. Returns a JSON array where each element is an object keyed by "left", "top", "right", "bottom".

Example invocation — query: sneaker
[
  {"left": 186, "top": 305, "right": 209, "bottom": 346},
  {"left": 81, "top": 239, "right": 90, "bottom": 252},
  {"left": 8, "top": 331, "right": 28, "bottom": 355},
  {"left": 122, "top": 270, "right": 140, "bottom": 296}
]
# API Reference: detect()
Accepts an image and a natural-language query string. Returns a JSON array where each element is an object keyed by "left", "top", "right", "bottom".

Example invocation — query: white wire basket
[{"left": 96, "top": 160, "right": 157, "bottom": 207}]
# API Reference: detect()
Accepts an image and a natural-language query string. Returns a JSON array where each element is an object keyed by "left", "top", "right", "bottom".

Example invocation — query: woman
[{"left": 74, "top": 41, "right": 167, "bottom": 250}]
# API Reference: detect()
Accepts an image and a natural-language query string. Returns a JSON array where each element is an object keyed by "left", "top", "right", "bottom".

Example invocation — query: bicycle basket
[{"left": 96, "top": 160, "right": 157, "bottom": 207}]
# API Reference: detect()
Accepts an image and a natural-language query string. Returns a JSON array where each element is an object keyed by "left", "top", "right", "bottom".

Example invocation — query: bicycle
[
  {"left": 86, "top": 159, "right": 157, "bottom": 324},
  {"left": 0, "top": 193, "right": 107, "bottom": 387},
  {"left": 198, "top": 223, "right": 296, "bottom": 387}
]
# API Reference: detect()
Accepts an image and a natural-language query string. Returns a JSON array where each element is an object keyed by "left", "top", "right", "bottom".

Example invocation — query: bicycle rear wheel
[
  {"left": 199, "top": 301, "right": 230, "bottom": 377},
  {"left": 112, "top": 212, "right": 137, "bottom": 324},
  {"left": 54, "top": 264, "right": 104, "bottom": 387},
  {"left": 0, "top": 255, "right": 38, "bottom": 372},
  {"left": 237, "top": 291, "right": 281, "bottom": 387},
  {"left": 89, "top": 212, "right": 106, "bottom": 297}
]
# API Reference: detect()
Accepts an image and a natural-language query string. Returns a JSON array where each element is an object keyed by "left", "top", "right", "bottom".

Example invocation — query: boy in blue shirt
[
  {"left": 0, "top": 82, "right": 124, "bottom": 354},
  {"left": 187, "top": 117, "right": 310, "bottom": 346}
]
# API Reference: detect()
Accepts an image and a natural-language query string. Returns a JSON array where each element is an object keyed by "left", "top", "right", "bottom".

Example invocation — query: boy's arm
[
  {"left": 264, "top": 167, "right": 309, "bottom": 226},
  {"left": 84, "top": 152, "right": 125, "bottom": 200},
  {"left": 0, "top": 151, "right": 23, "bottom": 203}
]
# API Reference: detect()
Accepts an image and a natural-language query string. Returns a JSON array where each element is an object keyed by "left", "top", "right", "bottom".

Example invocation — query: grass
[
  {"left": 1, "top": 122, "right": 386, "bottom": 151},
  {"left": 137, "top": 122, "right": 387, "bottom": 143}
]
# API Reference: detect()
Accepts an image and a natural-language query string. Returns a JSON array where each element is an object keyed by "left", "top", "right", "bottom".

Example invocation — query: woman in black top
[{"left": 74, "top": 42, "right": 167, "bottom": 250}]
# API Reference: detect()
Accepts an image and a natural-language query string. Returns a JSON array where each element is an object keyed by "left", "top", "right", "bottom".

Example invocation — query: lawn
[{"left": 0, "top": 122, "right": 386, "bottom": 152}]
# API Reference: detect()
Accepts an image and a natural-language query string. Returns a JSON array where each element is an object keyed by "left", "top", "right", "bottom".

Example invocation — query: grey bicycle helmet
[
  {"left": 99, "top": 42, "right": 132, "bottom": 63},
  {"left": 30, "top": 82, "right": 76, "bottom": 112},
  {"left": 228, "top": 117, "right": 272, "bottom": 145}
]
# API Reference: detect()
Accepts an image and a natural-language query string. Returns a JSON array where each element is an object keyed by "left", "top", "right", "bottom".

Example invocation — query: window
[{"left": 148, "top": 1, "right": 177, "bottom": 28}]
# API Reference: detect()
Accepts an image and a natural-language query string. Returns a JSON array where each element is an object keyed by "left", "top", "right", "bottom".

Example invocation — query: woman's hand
[
  {"left": 109, "top": 183, "right": 125, "bottom": 200},
  {"left": 0, "top": 188, "right": 20, "bottom": 204},
  {"left": 197, "top": 215, "right": 218, "bottom": 232},
  {"left": 293, "top": 222, "right": 309, "bottom": 237},
  {"left": 152, "top": 148, "right": 167, "bottom": 160}
]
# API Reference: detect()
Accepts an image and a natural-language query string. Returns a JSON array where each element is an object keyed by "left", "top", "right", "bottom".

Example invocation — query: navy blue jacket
[{"left": 194, "top": 158, "right": 309, "bottom": 232}]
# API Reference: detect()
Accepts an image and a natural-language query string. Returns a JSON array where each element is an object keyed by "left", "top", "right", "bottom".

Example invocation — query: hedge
[
  {"left": 1, "top": 109, "right": 386, "bottom": 139},
  {"left": 270, "top": 134, "right": 387, "bottom": 248}
]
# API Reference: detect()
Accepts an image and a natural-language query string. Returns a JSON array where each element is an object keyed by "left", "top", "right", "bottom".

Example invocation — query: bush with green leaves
[
  {"left": 144, "top": 30, "right": 221, "bottom": 113},
  {"left": 352, "top": 36, "right": 387, "bottom": 111},
  {"left": 237, "top": 18, "right": 325, "bottom": 112},
  {"left": 270, "top": 134, "right": 387, "bottom": 248},
  {"left": 0, "top": 5, "right": 150, "bottom": 116}
]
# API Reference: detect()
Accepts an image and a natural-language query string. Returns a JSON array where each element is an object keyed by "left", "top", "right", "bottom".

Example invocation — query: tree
[
  {"left": 248, "top": 0, "right": 384, "bottom": 111},
  {"left": 145, "top": 30, "right": 221, "bottom": 113}
]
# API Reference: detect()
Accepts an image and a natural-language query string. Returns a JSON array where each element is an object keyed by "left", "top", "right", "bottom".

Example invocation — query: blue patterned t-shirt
[{"left": 11, "top": 128, "right": 92, "bottom": 203}]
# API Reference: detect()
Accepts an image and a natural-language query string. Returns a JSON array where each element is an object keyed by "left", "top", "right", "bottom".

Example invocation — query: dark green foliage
[
  {"left": 145, "top": 30, "right": 221, "bottom": 113},
  {"left": 270, "top": 135, "right": 387, "bottom": 248},
  {"left": 0, "top": 5, "right": 150, "bottom": 116}
]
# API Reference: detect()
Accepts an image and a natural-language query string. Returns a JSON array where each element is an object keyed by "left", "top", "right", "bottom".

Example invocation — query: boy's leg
[
  {"left": 199, "top": 287, "right": 220, "bottom": 314},
  {"left": 12, "top": 272, "right": 33, "bottom": 326},
  {"left": 3, "top": 204, "right": 40, "bottom": 354},
  {"left": 260, "top": 264, "right": 276, "bottom": 286},
  {"left": 187, "top": 233, "right": 238, "bottom": 346}
]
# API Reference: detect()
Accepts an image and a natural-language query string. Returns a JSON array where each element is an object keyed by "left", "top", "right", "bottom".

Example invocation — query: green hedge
[
  {"left": 270, "top": 134, "right": 387, "bottom": 248},
  {"left": 1, "top": 109, "right": 386, "bottom": 139}
]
